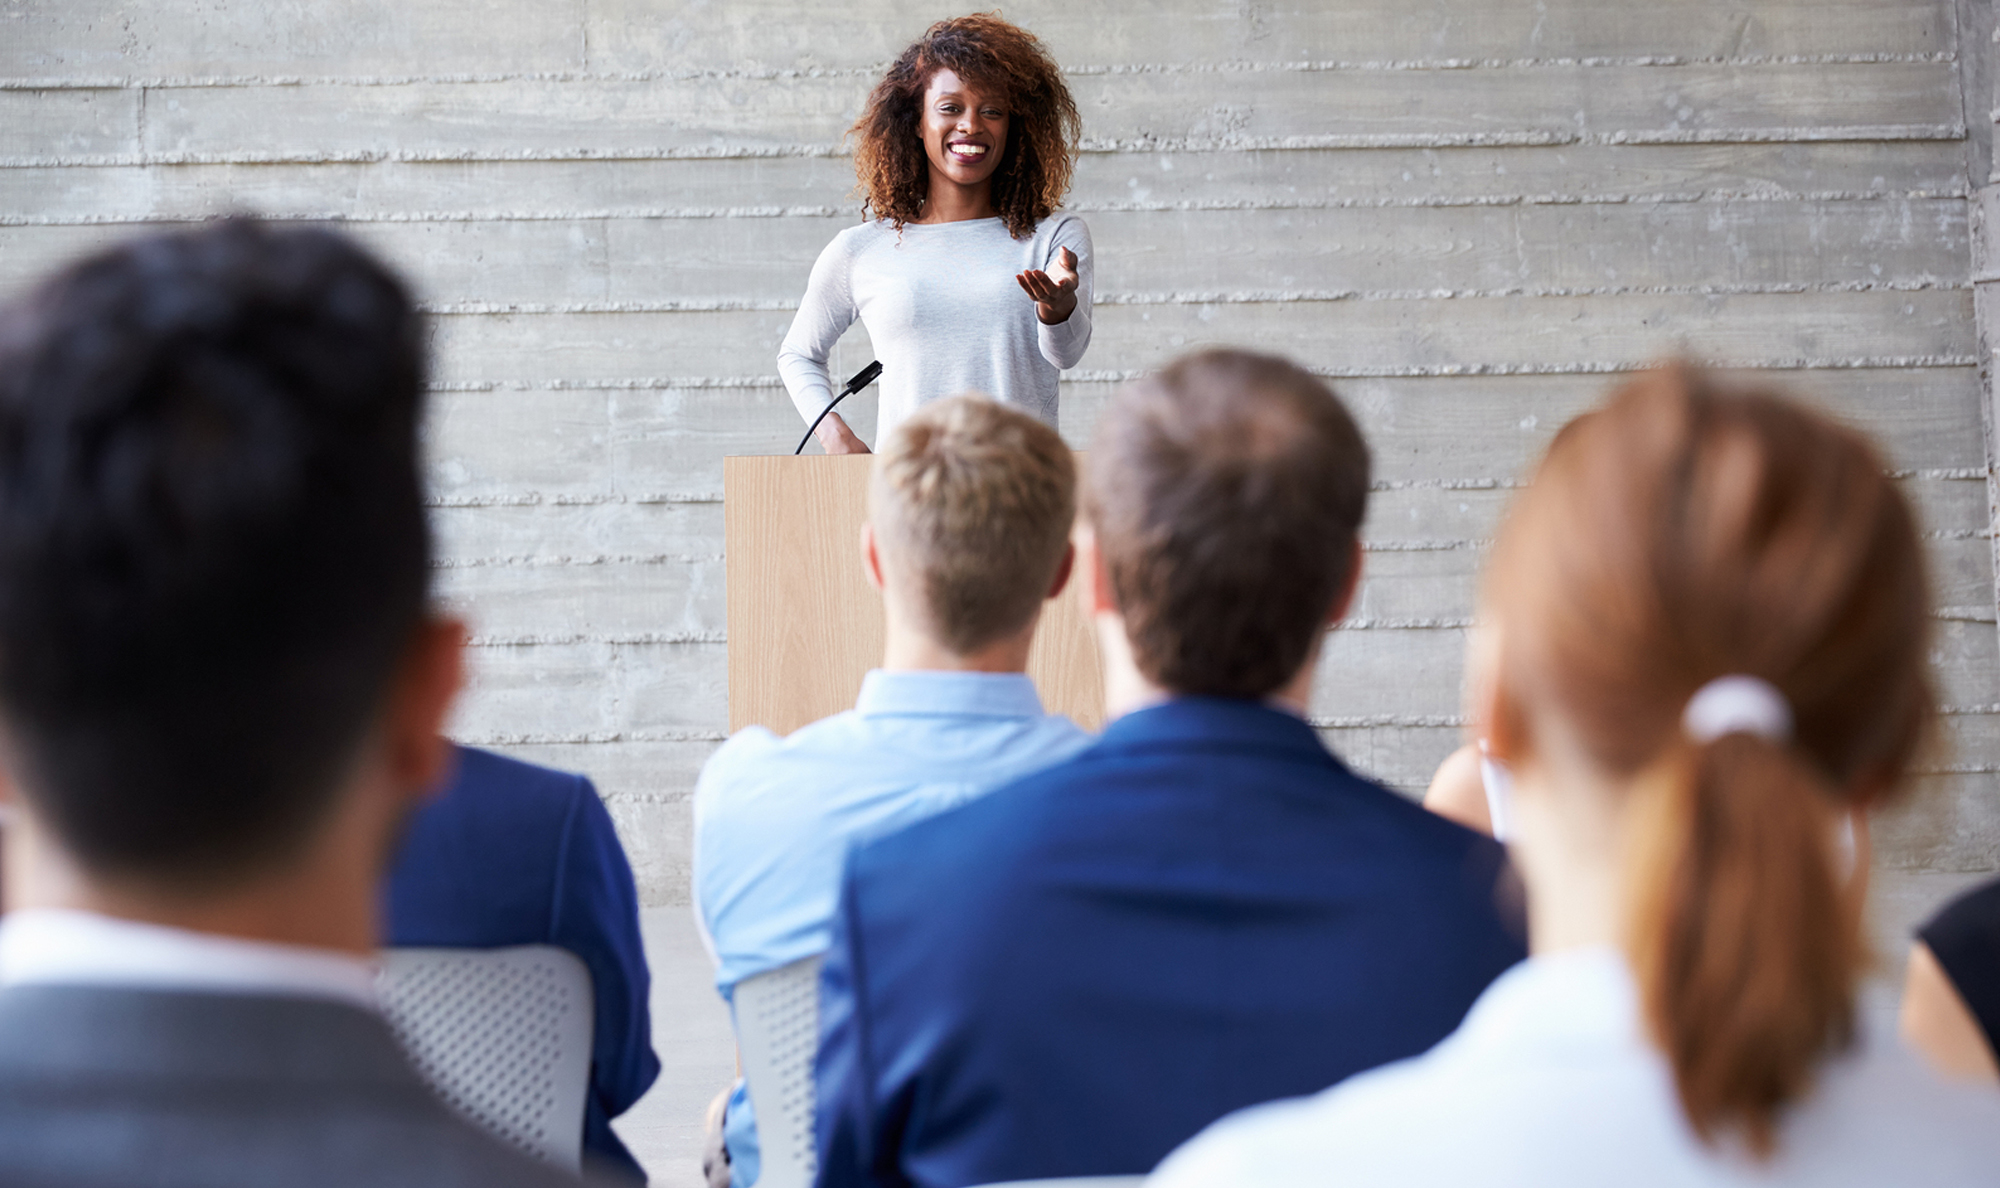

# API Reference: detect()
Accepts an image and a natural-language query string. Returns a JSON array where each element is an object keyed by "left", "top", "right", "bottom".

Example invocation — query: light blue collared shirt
[
  {"left": 694, "top": 670, "right": 1091, "bottom": 1186},
  {"left": 694, "top": 669, "right": 1091, "bottom": 996}
]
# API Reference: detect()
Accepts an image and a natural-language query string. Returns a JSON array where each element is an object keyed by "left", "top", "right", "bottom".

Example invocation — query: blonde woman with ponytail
[{"left": 1149, "top": 367, "right": 2000, "bottom": 1186}]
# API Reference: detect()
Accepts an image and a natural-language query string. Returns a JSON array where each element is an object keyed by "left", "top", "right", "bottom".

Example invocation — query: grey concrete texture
[{"left": 2, "top": 1, "right": 1996, "bottom": 938}]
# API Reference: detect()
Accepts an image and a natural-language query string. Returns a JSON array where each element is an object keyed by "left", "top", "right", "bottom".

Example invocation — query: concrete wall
[{"left": 2, "top": 0, "right": 1995, "bottom": 912}]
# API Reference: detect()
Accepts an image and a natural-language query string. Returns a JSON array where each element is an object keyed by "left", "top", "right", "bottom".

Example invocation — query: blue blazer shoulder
[{"left": 815, "top": 698, "right": 1525, "bottom": 1188}]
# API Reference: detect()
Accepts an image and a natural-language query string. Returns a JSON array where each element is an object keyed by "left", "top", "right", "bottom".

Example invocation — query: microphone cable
[{"left": 795, "top": 361, "right": 884, "bottom": 455}]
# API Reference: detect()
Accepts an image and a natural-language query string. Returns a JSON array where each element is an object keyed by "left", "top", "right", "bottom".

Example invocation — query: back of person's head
[
  {"left": 1484, "top": 364, "right": 1931, "bottom": 1154},
  {"left": 869, "top": 395, "right": 1076, "bottom": 655},
  {"left": 0, "top": 217, "right": 429, "bottom": 891},
  {"left": 1085, "top": 349, "right": 1371, "bottom": 697}
]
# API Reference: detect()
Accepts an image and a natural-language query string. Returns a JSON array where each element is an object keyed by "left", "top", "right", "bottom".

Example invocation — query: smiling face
[{"left": 918, "top": 68, "right": 1010, "bottom": 194}]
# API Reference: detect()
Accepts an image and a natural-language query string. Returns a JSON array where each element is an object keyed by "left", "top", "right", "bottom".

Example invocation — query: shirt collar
[
  {"left": 1449, "top": 946, "right": 1640, "bottom": 1058},
  {"left": 1099, "top": 695, "right": 1334, "bottom": 761},
  {"left": 0, "top": 908, "right": 379, "bottom": 1012},
  {"left": 854, "top": 669, "right": 1049, "bottom": 720}
]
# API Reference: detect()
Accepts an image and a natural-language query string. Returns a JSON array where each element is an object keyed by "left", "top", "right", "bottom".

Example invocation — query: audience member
[
  {"left": 1151, "top": 367, "right": 2000, "bottom": 1187},
  {"left": 0, "top": 219, "right": 577, "bottom": 1186},
  {"left": 814, "top": 349, "right": 1526, "bottom": 1188},
  {"left": 387, "top": 744, "right": 661, "bottom": 1181},
  {"left": 1902, "top": 875, "right": 2000, "bottom": 1084},
  {"left": 694, "top": 395, "right": 1090, "bottom": 1187}
]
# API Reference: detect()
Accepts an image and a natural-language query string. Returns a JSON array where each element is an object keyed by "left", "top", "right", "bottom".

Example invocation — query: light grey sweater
[{"left": 777, "top": 213, "right": 1093, "bottom": 443}]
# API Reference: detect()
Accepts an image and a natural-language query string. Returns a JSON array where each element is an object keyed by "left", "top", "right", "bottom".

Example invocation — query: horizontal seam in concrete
[
  {"left": 1371, "top": 478, "right": 1524, "bottom": 491},
  {"left": 0, "top": 52, "right": 1955, "bottom": 91},
  {"left": 425, "top": 361, "right": 1984, "bottom": 394},
  {"left": 425, "top": 492, "right": 722, "bottom": 506},
  {"left": 1363, "top": 540, "right": 1487, "bottom": 553},
  {"left": 1074, "top": 190, "right": 1974, "bottom": 210},
  {"left": 1309, "top": 714, "right": 1467, "bottom": 728},
  {"left": 1061, "top": 358, "right": 1986, "bottom": 381},
  {"left": 598, "top": 791, "right": 694, "bottom": 806},
  {"left": 433, "top": 552, "right": 723, "bottom": 567},
  {"left": 1936, "top": 605, "right": 2000, "bottom": 622},
  {"left": 418, "top": 471, "right": 1980, "bottom": 511},
  {"left": 465, "top": 630, "right": 725, "bottom": 647},
  {"left": 431, "top": 377, "right": 787, "bottom": 392},
  {"left": 401, "top": 281, "right": 1971, "bottom": 317},
  {"left": 1887, "top": 467, "right": 1992, "bottom": 479},
  {"left": 1091, "top": 128, "right": 1973, "bottom": 152},
  {"left": 0, "top": 191, "right": 1973, "bottom": 225},
  {"left": 453, "top": 729, "right": 726, "bottom": 744},
  {"left": 451, "top": 606, "right": 1987, "bottom": 648},
  {"left": 451, "top": 709, "right": 2000, "bottom": 731},
  {"left": 422, "top": 360, "right": 1991, "bottom": 392},
  {"left": 445, "top": 548, "right": 1530, "bottom": 565},
  {"left": 0, "top": 126, "right": 1969, "bottom": 169}
]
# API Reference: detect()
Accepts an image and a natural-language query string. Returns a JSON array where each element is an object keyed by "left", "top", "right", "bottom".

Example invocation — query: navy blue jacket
[
  {"left": 385, "top": 746, "right": 660, "bottom": 1183},
  {"left": 815, "top": 698, "right": 1525, "bottom": 1188}
]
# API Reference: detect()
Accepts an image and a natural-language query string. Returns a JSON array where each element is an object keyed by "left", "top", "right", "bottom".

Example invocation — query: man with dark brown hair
[{"left": 814, "top": 349, "right": 1526, "bottom": 1188}]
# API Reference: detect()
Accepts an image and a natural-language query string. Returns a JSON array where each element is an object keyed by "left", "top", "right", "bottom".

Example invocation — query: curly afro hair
[{"left": 850, "top": 13, "right": 1081, "bottom": 239}]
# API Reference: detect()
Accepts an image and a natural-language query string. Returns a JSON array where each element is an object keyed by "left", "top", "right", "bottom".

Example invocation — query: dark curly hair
[{"left": 850, "top": 13, "right": 1081, "bottom": 239}]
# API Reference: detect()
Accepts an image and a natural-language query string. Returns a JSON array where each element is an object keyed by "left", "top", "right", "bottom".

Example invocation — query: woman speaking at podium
[{"left": 778, "top": 14, "right": 1091, "bottom": 454}]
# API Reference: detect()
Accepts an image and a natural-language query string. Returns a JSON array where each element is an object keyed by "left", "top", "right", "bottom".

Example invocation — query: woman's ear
[{"left": 1471, "top": 621, "right": 1527, "bottom": 764}]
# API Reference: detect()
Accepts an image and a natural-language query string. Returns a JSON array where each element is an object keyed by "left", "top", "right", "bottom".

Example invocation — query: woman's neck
[
  {"left": 913, "top": 174, "right": 997, "bottom": 224},
  {"left": 1505, "top": 737, "right": 1635, "bottom": 958}
]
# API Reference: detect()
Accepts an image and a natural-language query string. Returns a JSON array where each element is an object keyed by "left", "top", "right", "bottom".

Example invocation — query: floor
[{"left": 612, "top": 908, "right": 738, "bottom": 1188}]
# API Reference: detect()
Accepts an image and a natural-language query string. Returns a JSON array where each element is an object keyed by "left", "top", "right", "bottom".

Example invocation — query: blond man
[{"left": 692, "top": 395, "right": 1089, "bottom": 1187}]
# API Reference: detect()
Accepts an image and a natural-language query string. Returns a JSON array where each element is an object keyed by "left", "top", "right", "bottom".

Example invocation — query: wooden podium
[{"left": 724, "top": 455, "right": 1105, "bottom": 735}]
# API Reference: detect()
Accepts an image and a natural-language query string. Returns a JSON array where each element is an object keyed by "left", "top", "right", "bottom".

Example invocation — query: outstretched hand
[{"left": 1017, "top": 246, "right": 1079, "bottom": 325}]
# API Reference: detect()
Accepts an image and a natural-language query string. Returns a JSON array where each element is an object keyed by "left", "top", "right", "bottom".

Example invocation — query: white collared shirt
[
  {"left": 1150, "top": 947, "right": 2000, "bottom": 1188},
  {"left": 0, "top": 907, "right": 378, "bottom": 1011}
]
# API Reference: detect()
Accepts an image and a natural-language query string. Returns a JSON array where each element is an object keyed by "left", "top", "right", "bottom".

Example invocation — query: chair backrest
[
  {"left": 732, "top": 954, "right": 824, "bottom": 1188},
  {"left": 378, "top": 945, "right": 594, "bottom": 1171},
  {"left": 966, "top": 1179, "right": 1149, "bottom": 1188}
]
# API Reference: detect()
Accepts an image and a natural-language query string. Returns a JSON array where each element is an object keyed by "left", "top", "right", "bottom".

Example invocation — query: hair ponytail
[
  {"left": 1484, "top": 366, "right": 1931, "bottom": 1159},
  {"left": 1628, "top": 734, "right": 1861, "bottom": 1155}
]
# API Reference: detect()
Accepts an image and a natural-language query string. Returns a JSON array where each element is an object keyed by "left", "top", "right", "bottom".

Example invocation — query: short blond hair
[{"left": 870, "top": 396, "right": 1076, "bottom": 655}]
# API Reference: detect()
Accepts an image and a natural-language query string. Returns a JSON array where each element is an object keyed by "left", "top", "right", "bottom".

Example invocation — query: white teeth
[{"left": 951, "top": 144, "right": 987, "bottom": 157}]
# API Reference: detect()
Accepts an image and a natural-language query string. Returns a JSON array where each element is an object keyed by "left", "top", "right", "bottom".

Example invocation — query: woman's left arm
[{"left": 1022, "top": 216, "right": 1093, "bottom": 369}]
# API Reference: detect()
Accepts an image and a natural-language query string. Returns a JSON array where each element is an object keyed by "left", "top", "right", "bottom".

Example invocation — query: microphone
[{"left": 795, "top": 361, "right": 884, "bottom": 455}]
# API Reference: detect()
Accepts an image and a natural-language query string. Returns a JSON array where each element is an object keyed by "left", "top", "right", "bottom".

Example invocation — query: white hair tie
[{"left": 1683, "top": 675, "right": 1793, "bottom": 744}]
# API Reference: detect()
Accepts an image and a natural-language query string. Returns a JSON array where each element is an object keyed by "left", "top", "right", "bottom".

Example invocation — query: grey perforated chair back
[
  {"left": 378, "top": 945, "right": 595, "bottom": 1171},
  {"left": 967, "top": 1179, "right": 1148, "bottom": 1188},
  {"left": 732, "top": 954, "right": 824, "bottom": 1188}
]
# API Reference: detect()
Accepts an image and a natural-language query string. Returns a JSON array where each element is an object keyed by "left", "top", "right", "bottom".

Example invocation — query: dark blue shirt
[
  {"left": 1920, "top": 875, "right": 2000, "bottom": 1062},
  {"left": 815, "top": 698, "right": 1526, "bottom": 1188},
  {"left": 385, "top": 746, "right": 660, "bottom": 1183}
]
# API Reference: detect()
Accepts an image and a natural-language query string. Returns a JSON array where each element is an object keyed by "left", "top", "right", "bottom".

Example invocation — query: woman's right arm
[{"left": 778, "top": 233, "right": 870, "bottom": 454}]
